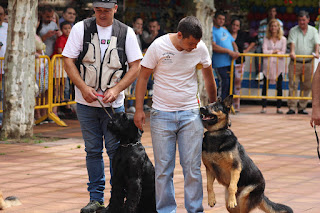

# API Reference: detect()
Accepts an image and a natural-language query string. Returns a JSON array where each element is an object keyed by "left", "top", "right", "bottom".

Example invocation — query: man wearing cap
[{"left": 63, "top": 0, "right": 143, "bottom": 212}]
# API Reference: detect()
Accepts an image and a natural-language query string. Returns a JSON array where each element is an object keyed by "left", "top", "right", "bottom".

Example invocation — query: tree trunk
[
  {"left": 194, "top": 0, "right": 215, "bottom": 106},
  {"left": 1, "top": 0, "right": 38, "bottom": 139}
]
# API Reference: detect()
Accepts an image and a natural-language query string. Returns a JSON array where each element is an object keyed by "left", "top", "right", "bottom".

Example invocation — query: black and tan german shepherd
[{"left": 200, "top": 95, "right": 293, "bottom": 213}]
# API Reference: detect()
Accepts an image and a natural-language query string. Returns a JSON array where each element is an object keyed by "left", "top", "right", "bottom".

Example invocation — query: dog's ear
[{"left": 223, "top": 95, "right": 233, "bottom": 108}]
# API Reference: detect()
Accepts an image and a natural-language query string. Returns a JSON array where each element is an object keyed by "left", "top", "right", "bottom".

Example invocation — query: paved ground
[{"left": 0, "top": 105, "right": 319, "bottom": 213}]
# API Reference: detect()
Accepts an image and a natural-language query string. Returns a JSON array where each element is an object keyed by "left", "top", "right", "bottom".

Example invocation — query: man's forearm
[{"left": 312, "top": 64, "right": 320, "bottom": 108}]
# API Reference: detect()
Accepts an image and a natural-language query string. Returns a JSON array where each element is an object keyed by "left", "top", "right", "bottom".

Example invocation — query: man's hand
[
  {"left": 103, "top": 87, "right": 120, "bottom": 103},
  {"left": 134, "top": 109, "right": 145, "bottom": 131},
  {"left": 289, "top": 52, "right": 296, "bottom": 60},
  {"left": 311, "top": 110, "right": 320, "bottom": 127},
  {"left": 80, "top": 86, "right": 99, "bottom": 103},
  {"left": 229, "top": 51, "right": 240, "bottom": 60}
]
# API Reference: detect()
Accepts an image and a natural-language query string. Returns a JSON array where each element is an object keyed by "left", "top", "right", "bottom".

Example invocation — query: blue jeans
[
  {"left": 77, "top": 103, "right": 125, "bottom": 203},
  {"left": 150, "top": 108, "right": 204, "bottom": 213},
  {"left": 215, "top": 66, "right": 231, "bottom": 100}
]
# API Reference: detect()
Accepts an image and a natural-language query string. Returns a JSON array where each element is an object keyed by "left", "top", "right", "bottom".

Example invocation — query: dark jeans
[
  {"left": 77, "top": 103, "right": 125, "bottom": 203},
  {"left": 261, "top": 74, "right": 283, "bottom": 108},
  {"left": 215, "top": 66, "right": 231, "bottom": 100}
]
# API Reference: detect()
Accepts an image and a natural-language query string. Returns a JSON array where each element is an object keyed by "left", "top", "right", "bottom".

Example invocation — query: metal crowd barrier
[
  {"left": 229, "top": 53, "right": 315, "bottom": 101},
  {"left": 0, "top": 55, "right": 152, "bottom": 127}
]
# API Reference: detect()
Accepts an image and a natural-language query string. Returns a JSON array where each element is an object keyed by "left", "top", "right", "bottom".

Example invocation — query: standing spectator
[
  {"left": 38, "top": 5, "right": 59, "bottom": 57},
  {"left": 143, "top": 19, "right": 164, "bottom": 51},
  {"left": 59, "top": 7, "right": 77, "bottom": 26},
  {"left": 134, "top": 16, "right": 217, "bottom": 213},
  {"left": 52, "top": 12, "right": 60, "bottom": 30},
  {"left": 311, "top": 62, "right": 320, "bottom": 126},
  {"left": 127, "top": 16, "right": 146, "bottom": 113},
  {"left": 35, "top": 21, "right": 49, "bottom": 122},
  {"left": 228, "top": 17, "right": 256, "bottom": 112},
  {"left": 287, "top": 10, "right": 320, "bottom": 115},
  {"left": 62, "top": 0, "right": 143, "bottom": 212},
  {"left": 0, "top": 5, "right": 7, "bottom": 127},
  {"left": 132, "top": 16, "right": 145, "bottom": 51},
  {"left": 261, "top": 19, "right": 287, "bottom": 114},
  {"left": 255, "top": 6, "right": 283, "bottom": 80},
  {"left": 212, "top": 11, "right": 239, "bottom": 100}
]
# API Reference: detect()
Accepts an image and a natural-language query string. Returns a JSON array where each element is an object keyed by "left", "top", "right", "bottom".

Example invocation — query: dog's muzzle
[{"left": 200, "top": 107, "right": 218, "bottom": 125}]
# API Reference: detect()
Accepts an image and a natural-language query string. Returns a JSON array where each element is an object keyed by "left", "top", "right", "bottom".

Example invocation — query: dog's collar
[{"left": 120, "top": 141, "right": 141, "bottom": 147}]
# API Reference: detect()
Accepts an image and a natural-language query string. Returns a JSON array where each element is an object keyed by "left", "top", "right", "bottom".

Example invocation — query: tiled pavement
[{"left": 0, "top": 105, "right": 320, "bottom": 213}]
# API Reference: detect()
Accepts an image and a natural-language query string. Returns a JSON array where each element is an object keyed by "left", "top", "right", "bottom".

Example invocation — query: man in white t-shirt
[
  {"left": 134, "top": 16, "right": 217, "bottom": 213},
  {"left": 62, "top": 0, "right": 143, "bottom": 212}
]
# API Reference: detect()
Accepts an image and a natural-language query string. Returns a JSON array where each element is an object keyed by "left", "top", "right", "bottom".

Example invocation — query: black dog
[
  {"left": 105, "top": 112, "right": 156, "bottom": 213},
  {"left": 200, "top": 95, "right": 293, "bottom": 213}
]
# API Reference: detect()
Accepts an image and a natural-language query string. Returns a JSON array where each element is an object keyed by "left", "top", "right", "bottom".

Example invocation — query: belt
[{"left": 292, "top": 59, "right": 312, "bottom": 63}]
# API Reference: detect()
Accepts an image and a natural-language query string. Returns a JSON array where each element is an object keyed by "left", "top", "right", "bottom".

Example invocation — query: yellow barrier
[{"left": 229, "top": 53, "right": 314, "bottom": 100}]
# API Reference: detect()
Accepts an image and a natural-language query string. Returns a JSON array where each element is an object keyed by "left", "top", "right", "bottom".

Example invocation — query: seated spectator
[{"left": 261, "top": 19, "right": 287, "bottom": 114}]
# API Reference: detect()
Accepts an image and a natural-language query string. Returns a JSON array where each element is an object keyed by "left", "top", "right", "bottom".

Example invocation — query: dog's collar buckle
[{"left": 120, "top": 141, "right": 141, "bottom": 147}]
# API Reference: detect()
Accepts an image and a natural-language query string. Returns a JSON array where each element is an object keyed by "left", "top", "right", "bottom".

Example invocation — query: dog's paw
[
  {"left": 208, "top": 193, "right": 216, "bottom": 207},
  {"left": 228, "top": 196, "right": 237, "bottom": 208}
]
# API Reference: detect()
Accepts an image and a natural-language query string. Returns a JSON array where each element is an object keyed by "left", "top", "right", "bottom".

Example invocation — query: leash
[
  {"left": 96, "top": 94, "right": 114, "bottom": 119},
  {"left": 120, "top": 141, "right": 141, "bottom": 147},
  {"left": 314, "top": 125, "right": 320, "bottom": 160}
]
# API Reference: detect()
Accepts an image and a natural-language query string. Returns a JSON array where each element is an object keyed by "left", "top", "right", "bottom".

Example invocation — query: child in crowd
[{"left": 52, "top": 21, "right": 72, "bottom": 117}]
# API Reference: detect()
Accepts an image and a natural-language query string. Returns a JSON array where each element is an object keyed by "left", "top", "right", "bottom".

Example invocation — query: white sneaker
[
  {"left": 127, "top": 106, "right": 136, "bottom": 113},
  {"left": 255, "top": 72, "right": 264, "bottom": 81}
]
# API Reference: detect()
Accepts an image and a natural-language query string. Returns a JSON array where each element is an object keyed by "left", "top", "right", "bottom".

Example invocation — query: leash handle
[
  {"left": 314, "top": 125, "right": 320, "bottom": 160},
  {"left": 96, "top": 97, "right": 113, "bottom": 119},
  {"left": 96, "top": 94, "right": 115, "bottom": 114}
]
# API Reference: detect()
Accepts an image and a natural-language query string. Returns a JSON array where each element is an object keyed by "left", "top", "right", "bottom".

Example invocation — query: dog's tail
[
  {"left": 259, "top": 195, "right": 293, "bottom": 213},
  {"left": 0, "top": 191, "right": 22, "bottom": 210}
]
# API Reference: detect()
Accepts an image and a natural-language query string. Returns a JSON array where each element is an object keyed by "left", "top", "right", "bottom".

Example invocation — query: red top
[{"left": 52, "top": 34, "right": 68, "bottom": 56}]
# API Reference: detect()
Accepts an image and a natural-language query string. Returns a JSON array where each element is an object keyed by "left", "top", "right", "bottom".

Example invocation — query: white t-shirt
[
  {"left": 39, "top": 21, "right": 58, "bottom": 57},
  {"left": 0, "top": 23, "right": 8, "bottom": 74},
  {"left": 62, "top": 20, "right": 143, "bottom": 108},
  {"left": 141, "top": 34, "right": 211, "bottom": 111}
]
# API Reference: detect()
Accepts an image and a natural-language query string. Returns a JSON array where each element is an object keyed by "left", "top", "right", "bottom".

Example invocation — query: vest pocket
[
  {"left": 80, "top": 64, "right": 97, "bottom": 88},
  {"left": 101, "top": 69, "right": 123, "bottom": 92},
  {"left": 107, "top": 48, "right": 122, "bottom": 69},
  {"left": 80, "top": 42, "right": 98, "bottom": 88}
]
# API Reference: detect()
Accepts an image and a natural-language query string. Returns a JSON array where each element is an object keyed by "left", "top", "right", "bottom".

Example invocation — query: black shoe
[
  {"left": 298, "top": 109, "right": 308, "bottom": 115},
  {"left": 80, "top": 201, "right": 105, "bottom": 213},
  {"left": 286, "top": 109, "right": 295, "bottom": 115}
]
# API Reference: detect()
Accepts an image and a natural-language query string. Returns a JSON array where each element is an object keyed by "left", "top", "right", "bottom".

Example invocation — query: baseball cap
[{"left": 93, "top": 0, "right": 117, "bottom": 9}]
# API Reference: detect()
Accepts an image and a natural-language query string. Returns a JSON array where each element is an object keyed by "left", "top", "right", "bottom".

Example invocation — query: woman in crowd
[
  {"left": 261, "top": 19, "right": 287, "bottom": 114},
  {"left": 229, "top": 17, "right": 256, "bottom": 112}
]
